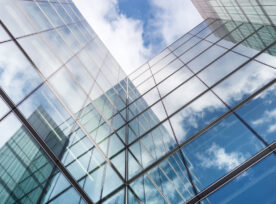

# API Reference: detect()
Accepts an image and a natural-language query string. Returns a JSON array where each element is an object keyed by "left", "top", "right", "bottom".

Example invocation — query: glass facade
[
  {"left": 0, "top": 0, "right": 275, "bottom": 204},
  {"left": 192, "top": 0, "right": 276, "bottom": 26}
]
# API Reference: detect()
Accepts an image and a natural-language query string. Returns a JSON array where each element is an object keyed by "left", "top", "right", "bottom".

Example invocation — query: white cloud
[
  {"left": 252, "top": 108, "right": 276, "bottom": 134},
  {"left": 73, "top": 0, "right": 152, "bottom": 74},
  {"left": 196, "top": 143, "right": 246, "bottom": 172},
  {"left": 149, "top": 0, "right": 203, "bottom": 45},
  {"left": 74, "top": 0, "right": 203, "bottom": 74}
]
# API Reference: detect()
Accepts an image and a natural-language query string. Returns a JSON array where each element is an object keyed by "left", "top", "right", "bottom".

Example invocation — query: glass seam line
[
  {"left": 127, "top": 18, "right": 217, "bottom": 78},
  {"left": 0, "top": 87, "right": 93, "bottom": 204},
  {"left": 129, "top": 18, "right": 219, "bottom": 82},
  {"left": 186, "top": 140, "right": 276, "bottom": 204},
  {"left": 126, "top": 77, "right": 276, "bottom": 185},
  {"left": 127, "top": 36, "right": 276, "bottom": 156},
  {"left": 170, "top": 45, "right": 276, "bottom": 154},
  {"left": 148, "top": 62, "right": 199, "bottom": 196},
  {"left": 0, "top": 18, "right": 121, "bottom": 202},
  {"left": 132, "top": 19, "right": 235, "bottom": 86},
  {"left": 112, "top": 24, "right": 267, "bottom": 140},
  {"left": 114, "top": 22, "right": 265, "bottom": 125}
]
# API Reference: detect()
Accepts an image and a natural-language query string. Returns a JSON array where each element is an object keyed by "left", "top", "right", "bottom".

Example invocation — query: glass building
[
  {"left": 192, "top": 0, "right": 276, "bottom": 26},
  {"left": 0, "top": 0, "right": 276, "bottom": 204}
]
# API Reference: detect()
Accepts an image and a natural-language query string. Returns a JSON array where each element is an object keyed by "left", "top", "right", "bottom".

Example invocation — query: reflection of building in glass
[
  {"left": 0, "top": 107, "right": 67, "bottom": 203},
  {"left": 0, "top": 0, "right": 276, "bottom": 203},
  {"left": 192, "top": 0, "right": 276, "bottom": 26}
]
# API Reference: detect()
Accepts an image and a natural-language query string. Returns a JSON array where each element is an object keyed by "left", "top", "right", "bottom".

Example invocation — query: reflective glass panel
[
  {"left": 0, "top": 41, "right": 42, "bottom": 103},
  {"left": 182, "top": 114, "right": 265, "bottom": 191},
  {"left": 236, "top": 83, "right": 276, "bottom": 144},
  {"left": 205, "top": 154, "right": 276, "bottom": 204},
  {"left": 213, "top": 61, "right": 276, "bottom": 107},
  {"left": 163, "top": 77, "right": 207, "bottom": 115}
]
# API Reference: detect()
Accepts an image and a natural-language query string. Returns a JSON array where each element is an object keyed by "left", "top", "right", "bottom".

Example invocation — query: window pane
[
  {"left": 0, "top": 98, "right": 9, "bottom": 119},
  {"left": 169, "top": 33, "right": 193, "bottom": 51},
  {"left": 170, "top": 92, "right": 228, "bottom": 143},
  {"left": 154, "top": 58, "right": 184, "bottom": 83},
  {"left": 182, "top": 114, "right": 265, "bottom": 191},
  {"left": 157, "top": 66, "right": 193, "bottom": 97},
  {"left": 198, "top": 51, "right": 248, "bottom": 86},
  {"left": 205, "top": 154, "right": 276, "bottom": 204},
  {"left": 173, "top": 36, "right": 201, "bottom": 57},
  {"left": 149, "top": 48, "right": 170, "bottom": 67},
  {"left": 0, "top": 0, "right": 35, "bottom": 37},
  {"left": 163, "top": 77, "right": 207, "bottom": 115},
  {"left": 38, "top": 1, "right": 64, "bottom": 27},
  {"left": 18, "top": 1, "right": 52, "bottom": 31},
  {"left": 0, "top": 41, "right": 42, "bottom": 103},
  {"left": 0, "top": 24, "right": 10, "bottom": 42},
  {"left": 196, "top": 20, "right": 224, "bottom": 39},
  {"left": 188, "top": 45, "right": 227, "bottom": 73},
  {"left": 213, "top": 61, "right": 276, "bottom": 107},
  {"left": 205, "top": 21, "right": 242, "bottom": 43},
  {"left": 233, "top": 25, "right": 276, "bottom": 58},
  {"left": 49, "top": 67, "right": 87, "bottom": 113},
  {"left": 217, "top": 23, "right": 259, "bottom": 49},
  {"left": 19, "top": 34, "right": 62, "bottom": 78},
  {"left": 151, "top": 53, "right": 176, "bottom": 74},
  {"left": 236, "top": 83, "right": 276, "bottom": 144},
  {"left": 179, "top": 40, "right": 212, "bottom": 63},
  {"left": 0, "top": 113, "right": 81, "bottom": 203}
]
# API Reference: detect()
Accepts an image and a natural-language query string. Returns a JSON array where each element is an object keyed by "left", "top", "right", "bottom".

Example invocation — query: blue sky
[{"left": 74, "top": 0, "right": 203, "bottom": 74}]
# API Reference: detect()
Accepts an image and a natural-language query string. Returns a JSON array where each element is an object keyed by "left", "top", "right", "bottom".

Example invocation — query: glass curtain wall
[
  {"left": 192, "top": 0, "right": 276, "bottom": 26},
  {"left": 0, "top": 0, "right": 276, "bottom": 204}
]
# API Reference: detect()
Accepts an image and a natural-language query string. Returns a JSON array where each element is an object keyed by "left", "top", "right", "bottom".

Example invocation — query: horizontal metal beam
[
  {"left": 186, "top": 141, "right": 276, "bottom": 204},
  {"left": 0, "top": 89, "right": 93, "bottom": 204}
]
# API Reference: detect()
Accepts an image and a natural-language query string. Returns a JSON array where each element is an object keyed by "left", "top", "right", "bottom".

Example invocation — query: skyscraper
[{"left": 0, "top": 0, "right": 275, "bottom": 204}]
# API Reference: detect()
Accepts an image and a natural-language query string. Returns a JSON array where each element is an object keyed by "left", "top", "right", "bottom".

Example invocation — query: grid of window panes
[
  {"left": 126, "top": 17, "right": 276, "bottom": 203},
  {"left": 0, "top": 0, "right": 128, "bottom": 203},
  {"left": 1, "top": 0, "right": 276, "bottom": 204},
  {"left": 192, "top": 0, "right": 276, "bottom": 26}
]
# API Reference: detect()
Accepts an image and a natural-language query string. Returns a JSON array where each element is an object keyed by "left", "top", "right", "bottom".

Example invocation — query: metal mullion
[
  {"left": 0, "top": 19, "right": 96, "bottom": 203},
  {"left": 128, "top": 148, "right": 171, "bottom": 203},
  {"left": 0, "top": 39, "right": 12, "bottom": 44},
  {"left": 129, "top": 132, "right": 186, "bottom": 202},
  {"left": 149, "top": 61, "right": 199, "bottom": 196},
  {"left": 173, "top": 20, "right": 233, "bottom": 58},
  {"left": 187, "top": 62, "right": 275, "bottom": 152},
  {"left": 117, "top": 20, "right": 262, "bottom": 120},
  {"left": 38, "top": 19, "right": 127, "bottom": 168},
  {"left": 149, "top": 125, "right": 194, "bottom": 199},
  {"left": 172, "top": 24, "right": 276, "bottom": 148},
  {"left": 200, "top": 33, "right": 276, "bottom": 70},
  {"left": 186, "top": 141, "right": 276, "bottom": 204},
  {"left": 99, "top": 120, "right": 113, "bottom": 201},
  {"left": 255, "top": 0, "right": 276, "bottom": 26},
  {"left": 121, "top": 23, "right": 267, "bottom": 134},
  {"left": 127, "top": 77, "right": 276, "bottom": 186},
  {"left": 0, "top": 88, "right": 93, "bottom": 204},
  {"left": 95, "top": 70, "right": 127, "bottom": 121},
  {"left": 2, "top": 11, "right": 123, "bottom": 202},
  {"left": 47, "top": 1, "right": 89, "bottom": 43},
  {"left": 5, "top": 143, "right": 45, "bottom": 190},
  {"left": 45, "top": 14, "right": 127, "bottom": 123},
  {"left": 124, "top": 77, "right": 129, "bottom": 204},
  {"left": 127, "top": 18, "right": 218, "bottom": 80},
  {"left": 218, "top": 0, "right": 273, "bottom": 53},
  {"left": 15, "top": 20, "right": 84, "bottom": 41},
  {"left": 0, "top": 35, "right": 95, "bottom": 121}
]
